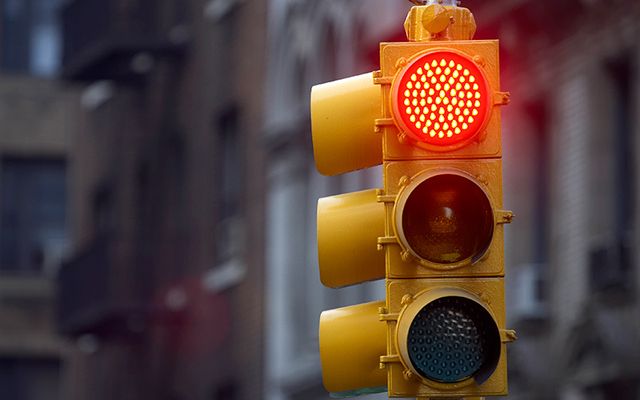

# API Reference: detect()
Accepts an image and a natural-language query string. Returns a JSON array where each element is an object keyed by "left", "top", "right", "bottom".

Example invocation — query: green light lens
[{"left": 407, "top": 296, "right": 500, "bottom": 383}]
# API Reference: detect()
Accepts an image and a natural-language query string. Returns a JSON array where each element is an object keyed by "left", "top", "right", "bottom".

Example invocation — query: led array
[{"left": 394, "top": 52, "right": 489, "bottom": 145}]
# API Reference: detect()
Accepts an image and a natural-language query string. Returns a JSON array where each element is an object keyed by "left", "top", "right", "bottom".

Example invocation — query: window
[
  {"left": 216, "top": 108, "right": 242, "bottom": 222},
  {"left": 214, "top": 107, "right": 244, "bottom": 263},
  {"left": 0, "top": 158, "right": 67, "bottom": 274},
  {"left": 529, "top": 100, "right": 549, "bottom": 307},
  {"left": 587, "top": 53, "right": 636, "bottom": 296},
  {"left": 212, "top": 380, "right": 238, "bottom": 400},
  {"left": 523, "top": 99, "right": 550, "bottom": 265},
  {"left": 1, "top": 0, "right": 62, "bottom": 76},
  {"left": 92, "top": 182, "right": 114, "bottom": 237},
  {"left": 0, "top": 357, "right": 60, "bottom": 400},
  {"left": 606, "top": 55, "right": 634, "bottom": 241}
]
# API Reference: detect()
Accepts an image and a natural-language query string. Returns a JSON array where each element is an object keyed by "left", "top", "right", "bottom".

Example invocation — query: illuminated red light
[{"left": 391, "top": 50, "right": 491, "bottom": 148}]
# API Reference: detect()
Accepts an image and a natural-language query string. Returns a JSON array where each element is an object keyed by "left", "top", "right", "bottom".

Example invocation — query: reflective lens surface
[
  {"left": 401, "top": 174, "right": 493, "bottom": 264},
  {"left": 393, "top": 50, "right": 490, "bottom": 146},
  {"left": 407, "top": 296, "right": 500, "bottom": 383}
]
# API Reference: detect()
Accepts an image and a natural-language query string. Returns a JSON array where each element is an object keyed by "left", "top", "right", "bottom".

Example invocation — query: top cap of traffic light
[{"left": 391, "top": 49, "right": 491, "bottom": 149}]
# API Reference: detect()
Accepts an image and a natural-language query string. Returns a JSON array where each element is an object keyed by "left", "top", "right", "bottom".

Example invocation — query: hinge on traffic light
[
  {"left": 496, "top": 210, "right": 514, "bottom": 224},
  {"left": 376, "top": 192, "right": 396, "bottom": 203},
  {"left": 378, "top": 306, "right": 400, "bottom": 321},
  {"left": 377, "top": 236, "right": 398, "bottom": 251},
  {"left": 379, "top": 354, "right": 401, "bottom": 369},
  {"left": 493, "top": 91, "right": 511, "bottom": 106},
  {"left": 374, "top": 118, "right": 395, "bottom": 134},
  {"left": 500, "top": 329, "right": 518, "bottom": 343},
  {"left": 373, "top": 76, "right": 392, "bottom": 85}
]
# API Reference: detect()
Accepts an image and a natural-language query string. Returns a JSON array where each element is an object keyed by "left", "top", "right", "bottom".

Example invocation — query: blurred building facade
[
  {"left": 0, "top": 77, "right": 72, "bottom": 400},
  {"left": 0, "top": 0, "right": 74, "bottom": 398},
  {"left": 50, "top": 1, "right": 640, "bottom": 400},
  {"left": 57, "top": 0, "right": 267, "bottom": 399},
  {"left": 492, "top": 1, "right": 640, "bottom": 398}
]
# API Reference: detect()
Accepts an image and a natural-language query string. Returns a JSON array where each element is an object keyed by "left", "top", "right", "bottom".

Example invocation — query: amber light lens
[
  {"left": 392, "top": 50, "right": 490, "bottom": 146},
  {"left": 401, "top": 174, "right": 493, "bottom": 264}
]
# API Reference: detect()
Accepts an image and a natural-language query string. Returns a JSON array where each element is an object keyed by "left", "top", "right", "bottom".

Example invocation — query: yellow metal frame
[{"left": 376, "top": 10, "right": 514, "bottom": 398}]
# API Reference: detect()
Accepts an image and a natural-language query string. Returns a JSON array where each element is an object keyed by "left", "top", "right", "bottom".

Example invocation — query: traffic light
[{"left": 312, "top": 2, "right": 516, "bottom": 398}]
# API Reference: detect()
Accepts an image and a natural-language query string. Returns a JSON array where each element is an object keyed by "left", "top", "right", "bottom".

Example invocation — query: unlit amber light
[{"left": 394, "top": 51, "right": 490, "bottom": 146}]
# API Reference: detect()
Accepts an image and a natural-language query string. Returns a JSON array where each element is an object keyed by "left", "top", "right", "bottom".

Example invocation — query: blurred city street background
[{"left": 0, "top": 0, "right": 639, "bottom": 399}]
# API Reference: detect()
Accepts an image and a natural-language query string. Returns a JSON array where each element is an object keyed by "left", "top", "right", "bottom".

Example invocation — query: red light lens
[{"left": 392, "top": 50, "right": 490, "bottom": 147}]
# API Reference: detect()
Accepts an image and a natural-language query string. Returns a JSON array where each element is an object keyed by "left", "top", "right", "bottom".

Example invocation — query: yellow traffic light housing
[
  {"left": 319, "top": 301, "right": 387, "bottom": 394},
  {"left": 317, "top": 189, "right": 385, "bottom": 288},
  {"left": 311, "top": 73, "right": 382, "bottom": 176},
  {"left": 312, "top": 2, "right": 515, "bottom": 398}
]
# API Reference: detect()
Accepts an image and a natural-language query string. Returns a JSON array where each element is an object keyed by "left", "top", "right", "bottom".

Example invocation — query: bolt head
[{"left": 421, "top": 4, "right": 451, "bottom": 34}]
